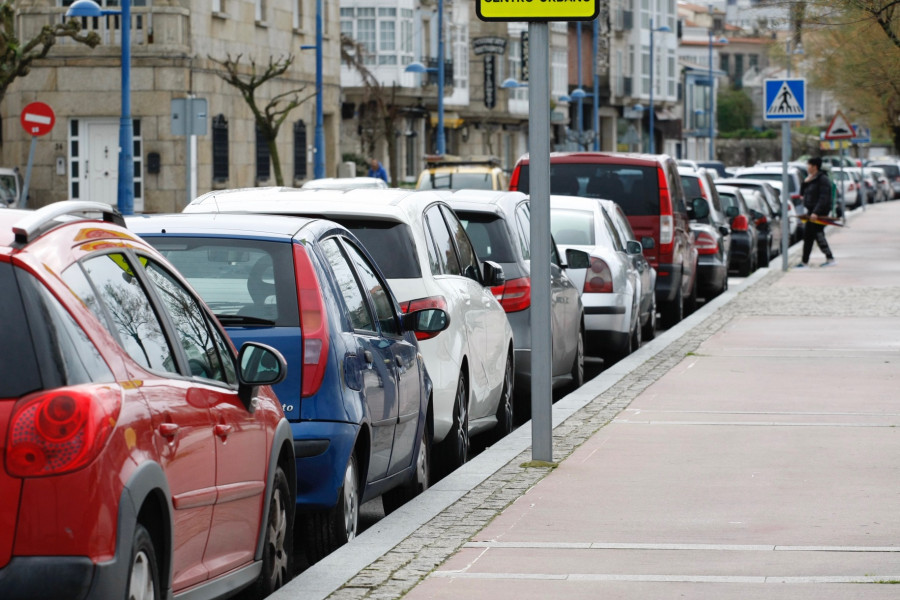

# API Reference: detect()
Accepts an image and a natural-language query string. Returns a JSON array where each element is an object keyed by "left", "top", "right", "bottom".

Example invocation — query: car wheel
[
  {"left": 660, "top": 281, "right": 684, "bottom": 329},
  {"left": 759, "top": 243, "right": 770, "bottom": 268},
  {"left": 567, "top": 326, "right": 585, "bottom": 392},
  {"left": 438, "top": 372, "right": 470, "bottom": 475},
  {"left": 245, "top": 466, "right": 292, "bottom": 599},
  {"left": 630, "top": 316, "right": 642, "bottom": 351},
  {"left": 642, "top": 295, "right": 657, "bottom": 341},
  {"left": 127, "top": 524, "right": 161, "bottom": 600},
  {"left": 492, "top": 353, "right": 514, "bottom": 442},
  {"left": 382, "top": 425, "right": 430, "bottom": 514},
  {"left": 684, "top": 276, "right": 698, "bottom": 315},
  {"left": 738, "top": 256, "right": 752, "bottom": 277},
  {"left": 305, "top": 454, "right": 359, "bottom": 563}
]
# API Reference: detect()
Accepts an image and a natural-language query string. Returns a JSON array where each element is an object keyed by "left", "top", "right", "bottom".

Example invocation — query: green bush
[{"left": 718, "top": 129, "right": 777, "bottom": 139}]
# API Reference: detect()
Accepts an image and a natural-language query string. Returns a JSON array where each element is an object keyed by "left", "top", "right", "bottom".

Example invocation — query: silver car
[{"left": 441, "top": 190, "right": 586, "bottom": 415}]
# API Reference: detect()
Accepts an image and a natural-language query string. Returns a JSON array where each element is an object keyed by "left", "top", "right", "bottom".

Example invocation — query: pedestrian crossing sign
[{"left": 764, "top": 78, "right": 806, "bottom": 121}]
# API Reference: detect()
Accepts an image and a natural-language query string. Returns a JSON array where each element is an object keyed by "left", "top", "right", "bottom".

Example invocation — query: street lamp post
[
  {"left": 592, "top": 17, "right": 600, "bottom": 151},
  {"left": 648, "top": 19, "right": 671, "bottom": 155},
  {"left": 67, "top": 0, "right": 133, "bottom": 215},
  {"left": 707, "top": 34, "right": 728, "bottom": 161},
  {"left": 405, "top": 0, "right": 446, "bottom": 156},
  {"left": 300, "top": 0, "right": 325, "bottom": 179},
  {"left": 576, "top": 22, "right": 583, "bottom": 139}
]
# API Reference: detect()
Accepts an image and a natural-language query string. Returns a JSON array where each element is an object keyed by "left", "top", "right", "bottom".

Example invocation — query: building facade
[{"left": 5, "top": 0, "right": 340, "bottom": 212}]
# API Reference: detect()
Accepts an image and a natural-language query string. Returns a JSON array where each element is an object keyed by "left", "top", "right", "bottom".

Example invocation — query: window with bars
[
  {"left": 212, "top": 115, "right": 229, "bottom": 183},
  {"left": 256, "top": 125, "right": 271, "bottom": 182},
  {"left": 294, "top": 120, "right": 308, "bottom": 180}
]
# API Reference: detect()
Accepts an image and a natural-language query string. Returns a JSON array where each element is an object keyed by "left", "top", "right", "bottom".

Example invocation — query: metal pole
[
  {"left": 708, "top": 31, "right": 714, "bottom": 161},
  {"left": 649, "top": 19, "right": 655, "bottom": 154},
  {"left": 592, "top": 17, "right": 600, "bottom": 151},
  {"left": 839, "top": 146, "right": 846, "bottom": 219},
  {"left": 21, "top": 136, "right": 37, "bottom": 208},
  {"left": 436, "top": 0, "right": 446, "bottom": 155},
  {"left": 186, "top": 96, "right": 193, "bottom": 207},
  {"left": 118, "top": 0, "right": 134, "bottom": 214},
  {"left": 781, "top": 40, "right": 792, "bottom": 271},
  {"left": 529, "top": 22, "right": 552, "bottom": 463},
  {"left": 576, "top": 22, "right": 583, "bottom": 141},
  {"left": 314, "top": 0, "right": 325, "bottom": 178}
]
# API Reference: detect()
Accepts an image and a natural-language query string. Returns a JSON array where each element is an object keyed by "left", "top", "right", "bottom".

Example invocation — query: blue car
[{"left": 129, "top": 212, "right": 448, "bottom": 562}]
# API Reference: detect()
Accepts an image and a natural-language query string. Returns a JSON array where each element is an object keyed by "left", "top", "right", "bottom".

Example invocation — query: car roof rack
[{"left": 13, "top": 201, "right": 125, "bottom": 246}]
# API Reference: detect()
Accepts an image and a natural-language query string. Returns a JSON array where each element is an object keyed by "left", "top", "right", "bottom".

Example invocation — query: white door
[{"left": 85, "top": 121, "right": 120, "bottom": 206}]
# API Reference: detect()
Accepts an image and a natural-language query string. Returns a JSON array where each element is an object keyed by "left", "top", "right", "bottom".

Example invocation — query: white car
[
  {"left": 829, "top": 168, "right": 859, "bottom": 211},
  {"left": 300, "top": 177, "right": 389, "bottom": 190},
  {"left": 184, "top": 187, "right": 515, "bottom": 472},
  {"left": 549, "top": 195, "right": 643, "bottom": 363}
]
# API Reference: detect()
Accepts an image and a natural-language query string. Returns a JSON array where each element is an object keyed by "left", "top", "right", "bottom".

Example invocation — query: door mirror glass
[
  {"left": 403, "top": 308, "right": 450, "bottom": 335},
  {"left": 238, "top": 342, "right": 287, "bottom": 386},
  {"left": 719, "top": 225, "right": 731, "bottom": 237},
  {"left": 564, "top": 248, "right": 591, "bottom": 269},
  {"left": 641, "top": 236, "right": 655, "bottom": 249},
  {"left": 691, "top": 197, "right": 710, "bottom": 220},
  {"left": 482, "top": 260, "right": 505, "bottom": 287},
  {"left": 625, "top": 240, "right": 643, "bottom": 255},
  {"left": 725, "top": 205, "right": 739, "bottom": 218}
]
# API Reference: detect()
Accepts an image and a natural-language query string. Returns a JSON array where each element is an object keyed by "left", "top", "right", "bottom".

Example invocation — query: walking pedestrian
[
  {"left": 797, "top": 156, "right": 836, "bottom": 268},
  {"left": 368, "top": 158, "right": 389, "bottom": 184}
]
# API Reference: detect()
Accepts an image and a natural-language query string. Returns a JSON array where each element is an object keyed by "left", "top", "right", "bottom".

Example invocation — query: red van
[{"left": 510, "top": 152, "right": 699, "bottom": 327}]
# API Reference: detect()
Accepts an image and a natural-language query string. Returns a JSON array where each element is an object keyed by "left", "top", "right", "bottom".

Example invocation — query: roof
[
  {"left": 126, "top": 211, "right": 317, "bottom": 239},
  {"left": 437, "top": 190, "right": 527, "bottom": 216}
]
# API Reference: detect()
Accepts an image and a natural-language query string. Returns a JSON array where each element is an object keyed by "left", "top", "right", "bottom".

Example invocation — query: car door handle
[
  {"left": 158, "top": 423, "right": 179, "bottom": 439},
  {"left": 214, "top": 424, "right": 233, "bottom": 440},
  {"left": 395, "top": 356, "right": 403, "bottom": 367},
  {"left": 364, "top": 350, "right": 374, "bottom": 364}
]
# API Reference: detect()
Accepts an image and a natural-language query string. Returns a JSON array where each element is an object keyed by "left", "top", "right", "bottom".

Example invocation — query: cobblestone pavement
[{"left": 293, "top": 205, "right": 896, "bottom": 600}]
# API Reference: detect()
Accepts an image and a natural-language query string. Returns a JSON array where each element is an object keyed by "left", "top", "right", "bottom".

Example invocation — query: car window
[
  {"left": 420, "top": 171, "right": 493, "bottom": 190},
  {"left": 143, "top": 259, "right": 233, "bottom": 384},
  {"left": 147, "top": 238, "right": 299, "bottom": 326},
  {"left": 12, "top": 266, "right": 113, "bottom": 395},
  {"left": 550, "top": 208, "right": 596, "bottom": 246},
  {"left": 599, "top": 206, "right": 624, "bottom": 251},
  {"left": 458, "top": 212, "right": 516, "bottom": 263},
  {"left": 610, "top": 204, "right": 638, "bottom": 241},
  {"left": 515, "top": 203, "right": 531, "bottom": 260},
  {"left": 77, "top": 252, "right": 177, "bottom": 374},
  {"left": 743, "top": 190, "right": 769, "bottom": 215},
  {"left": 343, "top": 239, "right": 400, "bottom": 337},
  {"left": 441, "top": 205, "right": 482, "bottom": 282},
  {"left": 336, "top": 219, "right": 422, "bottom": 279},
  {"left": 872, "top": 163, "right": 900, "bottom": 178},
  {"left": 424, "top": 205, "right": 461, "bottom": 276},
  {"left": 320, "top": 237, "right": 375, "bottom": 332},
  {"left": 681, "top": 175, "right": 702, "bottom": 201}
]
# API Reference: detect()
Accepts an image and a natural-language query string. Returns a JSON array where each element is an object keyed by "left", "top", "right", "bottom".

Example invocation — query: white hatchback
[{"left": 184, "top": 187, "right": 515, "bottom": 472}]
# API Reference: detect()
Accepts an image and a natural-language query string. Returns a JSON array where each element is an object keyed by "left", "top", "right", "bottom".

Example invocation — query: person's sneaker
[
  {"left": 820, "top": 259, "right": 837, "bottom": 267},
  {"left": 795, "top": 263, "right": 809, "bottom": 269}
]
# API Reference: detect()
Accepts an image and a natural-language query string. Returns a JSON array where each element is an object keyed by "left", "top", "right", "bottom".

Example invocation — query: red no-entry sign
[{"left": 20, "top": 102, "right": 56, "bottom": 137}]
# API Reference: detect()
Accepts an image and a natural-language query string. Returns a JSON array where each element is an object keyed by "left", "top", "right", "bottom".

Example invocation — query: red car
[{"left": 0, "top": 202, "right": 295, "bottom": 600}]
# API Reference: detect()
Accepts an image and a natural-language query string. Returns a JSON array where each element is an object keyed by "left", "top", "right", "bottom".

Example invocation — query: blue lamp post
[
  {"left": 592, "top": 17, "right": 600, "bottom": 150},
  {"left": 648, "top": 18, "right": 671, "bottom": 155},
  {"left": 405, "top": 0, "right": 445, "bottom": 155},
  {"left": 300, "top": 0, "right": 325, "bottom": 178},
  {"left": 67, "top": 0, "right": 133, "bottom": 215}
]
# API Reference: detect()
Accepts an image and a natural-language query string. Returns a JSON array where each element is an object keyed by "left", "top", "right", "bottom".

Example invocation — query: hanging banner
[{"left": 484, "top": 56, "right": 497, "bottom": 109}]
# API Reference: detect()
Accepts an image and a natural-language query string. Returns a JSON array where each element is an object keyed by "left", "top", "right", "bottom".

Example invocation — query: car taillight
[
  {"left": 695, "top": 231, "right": 719, "bottom": 255},
  {"left": 657, "top": 166, "right": 675, "bottom": 253},
  {"left": 755, "top": 216, "right": 768, "bottom": 226},
  {"left": 400, "top": 296, "right": 448, "bottom": 340},
  {"left": 491, "top": 276, "right": 531, "bottom": 313},
  {"left": 6, "top": 385, "right": 122, "bottom": 478},
  {"left": 583, "top": 257, "right": 613, "bottom": 293},
  {"left": 848, "top": 183, "right": 856, "bottom": 191},
  {"left": 731, "top": 214, "right": 749, "bottom": 231},
  {"left": 509, "top": 167, "right": 521, "bottom": 190},
  {"left": 294, "top": 244, "right": 330, "bottom": 398}
]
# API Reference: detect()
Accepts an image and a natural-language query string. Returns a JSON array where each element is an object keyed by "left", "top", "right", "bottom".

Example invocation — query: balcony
[
  {"left": 16, "top": 5, "right": 191, "bottom": 58},
  {"left": 614, "top": 9, "right": 634, "bottom": 33}
]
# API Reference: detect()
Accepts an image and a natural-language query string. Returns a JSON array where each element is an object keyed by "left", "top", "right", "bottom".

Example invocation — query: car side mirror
[
  {"left": 237, "top": 342, "right": 287, "bottom": 407},
  {"left": 725, "top": 205, "right": 739, "bottom": 218},
  {"left": 690, "top": 197, "right": 710, "bottom": 220},
  {"left": 718, "top": 225, "right": 730, "bottom": 237},
  {"left": 482, "top": 260, "right": 505, "bottom": 287},
  {"left": 625, "top": 240, "right": 643, "bottom": 255},
  {"left": 641, "top": 236, "right": 655, "bottom": 250},
  {"left": 402, "top": 308, "right": 451, "bottom": 340},
  {"left": 564, "top": 248, "right": 591, "bottom": 269}
]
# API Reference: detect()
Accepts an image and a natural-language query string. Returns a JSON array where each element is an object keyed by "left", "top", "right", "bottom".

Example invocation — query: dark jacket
[{"left": 801, "top": 170, "right": 832, "bottom": 216}]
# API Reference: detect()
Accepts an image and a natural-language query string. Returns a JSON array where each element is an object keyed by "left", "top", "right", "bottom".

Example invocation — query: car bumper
[
  {"left": 697, "top": 254, "right": 728, "bottom": 295},
  {"left": 654, "top": 263, "right": 683, "bottom": 305},
  {"left": 291, "top": 420, "right": 359, "bottom": 510},
  {"left": 727, "top": 233, "right": 752, "bottom": 268},
  {"left": 581, "top": 292, "right": 629, "bottom": 351}
]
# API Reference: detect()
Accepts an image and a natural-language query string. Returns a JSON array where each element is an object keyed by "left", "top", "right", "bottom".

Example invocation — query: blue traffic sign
[
  {"left": 851, "top": 123, "right": 871, "bottom": 145},
  {"left": 764, "top": 79, "right": 806, "bottom": 121}
]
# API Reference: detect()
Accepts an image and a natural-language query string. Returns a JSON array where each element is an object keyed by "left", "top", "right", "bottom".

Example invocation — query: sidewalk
[{"left": 274, "top": 202, "right": 900, "bottom": 600}]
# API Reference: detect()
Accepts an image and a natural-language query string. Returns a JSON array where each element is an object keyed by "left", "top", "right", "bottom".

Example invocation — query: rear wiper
[{"left": 215, "top": 314, "right": 276, "bottom": 326}]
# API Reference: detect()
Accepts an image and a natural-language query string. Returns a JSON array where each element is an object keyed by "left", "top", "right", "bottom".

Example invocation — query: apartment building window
[
  {"left": 255, "top": 0, "right": 265, "bottom": 22},
  {"left": 667, "top": 0, "right": 675, "bottom": 31},
  {"left": 357, "top": 8, "right": 376, "bottom": 64},
  {"left": 256, "top": 125, "right": 271, "bottom": 182},
  {"left": 293, "top": 0, "right": 302, "bottom": 29},
  {"left": 212, "top": 0, "right": 223, "bottom": 12},
  {"left": 552, "top": 49, "right": 567, "bottom": 99},
  {"left": 667, "top": 52, "right": 676, "bottom": 97},
  {"left": 749, "top": 53, "right": 759, "bottom": 72},
  {"left": 341, "top": 6, "right": 415, "bottom": 67},
  {"left": 508, "top": 40, "right": 526, "bottom": 101},
  {"left": 641, "top": 0, "right": 650, "bottom": 29},
  {"left": 294, "top": 120, "right": 307, "bottom": 180},
  {"left": 734, "top": 54, "right": 744, "bottom": 87},
  {"left": 378, "top": 8, "right": 396, "bottom": 65},
  {"left": 212, "top": 115, "right": 229, "bottom": 183},
  {"left": 641, "top": 46, "right": 650, "bottom": 96},
  {"left": 720, "top": 53, "right": 730, "bottom": 76},
  {"left": 401, "top": 9, "right": 413, "bottom": 65},
  {"left": 451, "top": 22, "right": 469, "bottom": 91}
]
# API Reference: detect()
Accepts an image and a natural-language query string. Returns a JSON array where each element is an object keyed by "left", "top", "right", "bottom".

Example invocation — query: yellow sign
[{"left": 477, "top": 0, "right": 599, "bottom": 22}]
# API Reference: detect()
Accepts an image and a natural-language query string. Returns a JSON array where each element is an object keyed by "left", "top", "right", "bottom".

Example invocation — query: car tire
[
  {"left": 127, "top": 524, "right": 161, "bottom": 600},
  {"left": 244, "top": 466, "right": 292, "bottom": 599},
  {"left": 684, "top": 276, "right": 698, "bottom": 315},
  {"left": 438, "top": 372, "right": 469, "bottom": 475},
  {"left": 759, "top": 243, "right": 770, "bottom": 268},
  {"left": 491, "top": 353, "right": 515, "bottom": 442},
  {"left": 660, "top": 280, "right": 684, "bottom": 329},
  {"left": 382, "top": 426, "right": 430, "bottom": 514},
  {"left": 566, "top": 326, "right": 585, "bottom": 393},
  {"left": 642, "top": 295, "right": 657, "bottom": 342},
  {"left": 305, "top": 453, "right": 359, "bottom": 564}
]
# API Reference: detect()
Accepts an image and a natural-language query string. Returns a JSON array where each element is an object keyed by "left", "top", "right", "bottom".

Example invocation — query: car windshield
[
  {"left": 144, "top": 237, "right": 299, "bottom": 326},
  {"left": 681, "top": 175, "right": 703, "bottom": 200},
  {"left": 336, "top": 218, "right": 423, "bottom": 279},
  {"left": 518, "top": 163, "right": 660, "bottom": 216},
  {"left": 550, "top": 208, "right": 597, "bottom": 246},
  {"left": 457, "top": 212, "right": 516, "bottom": 263},
  {"left": 419, "top": 172, "right": 493, "bottom": 190}
]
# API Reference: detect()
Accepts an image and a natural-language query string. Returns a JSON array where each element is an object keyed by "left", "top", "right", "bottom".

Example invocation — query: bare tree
[
  {"left": 0, "top": 1, "right": 100, "bottom": 105},
  {"left": 210, "top": 54, "right": 313, "bottom": 186}
]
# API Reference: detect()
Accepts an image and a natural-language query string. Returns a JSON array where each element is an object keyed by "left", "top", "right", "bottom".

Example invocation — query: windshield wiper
[{"left": 215, "top": 314, "right": 276, "bottom": 326}]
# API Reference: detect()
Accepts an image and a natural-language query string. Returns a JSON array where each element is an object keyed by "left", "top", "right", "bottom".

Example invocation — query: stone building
[{"left": 5, "top": 0, "right": 340, "bottom": 212}]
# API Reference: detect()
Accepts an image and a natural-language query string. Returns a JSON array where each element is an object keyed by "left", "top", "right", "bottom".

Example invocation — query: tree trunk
[{"left": 267, "top": 136, "right": 284, "bottom": 186}]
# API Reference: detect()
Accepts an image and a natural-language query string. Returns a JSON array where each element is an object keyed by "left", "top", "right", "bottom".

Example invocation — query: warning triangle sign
[
  {"left": 766, "top": 82, "right": 803, "bottom": 117},
  {"left": 824, "top": 110, "right": 854, "bottom": 140}
]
